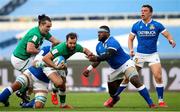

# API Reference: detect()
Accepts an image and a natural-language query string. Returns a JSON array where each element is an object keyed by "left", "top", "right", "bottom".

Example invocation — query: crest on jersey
[
  {"left": 149, "top": 24, "right": 155, "bottom": 30},
  {"left": 32, "top": 35, "right": 38, "bottom": 42},
  {"left": 52, "top": 49, "right": 58, "bottom": 55}
]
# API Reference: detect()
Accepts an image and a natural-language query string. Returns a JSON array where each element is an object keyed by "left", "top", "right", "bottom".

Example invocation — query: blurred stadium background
[{"left": 0, "top": 0, "right": 180, "bottom": 110}]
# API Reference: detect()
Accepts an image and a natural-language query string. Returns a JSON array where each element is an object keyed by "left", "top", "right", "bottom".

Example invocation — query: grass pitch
[{"left": 0, "top": 92, "right": 180, "bottom": 111}]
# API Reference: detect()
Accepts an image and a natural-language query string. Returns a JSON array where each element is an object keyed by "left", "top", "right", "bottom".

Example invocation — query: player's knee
[
  {"left": 35, "top": 92, "right": 47, "bottom": 108},
  {"left": 154, "top": 74, "right": 162, "bottom": 83},
  {"left": 35, "top": 101, "right": 44, "bottom": 108},
  {"left": 16, "top": 74, "right": 28, "bottom": 89},
  {"left": 129, "top": 75, "right": 142, "bottom": 88}
]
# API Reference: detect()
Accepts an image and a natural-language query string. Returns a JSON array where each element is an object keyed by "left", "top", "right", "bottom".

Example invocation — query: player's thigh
[
  {"left": 150, "top": 63, "right": 162, "bottom": 77},
  {"left": 48, "top": 72, "right": 63, "bottom": 87},
  {"left": 32, "top": 78, "right": 49, "bottom": 92},
  {"left": 133, "top": 53, "right": 145, "bottom": 68},
  {"left": 124, "top": 66, "right": 139, "bottom": 79}
]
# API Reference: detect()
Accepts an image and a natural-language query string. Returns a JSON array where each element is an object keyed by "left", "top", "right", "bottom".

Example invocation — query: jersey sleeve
[
  {"left": 50, "top": 44, "right": 63, "bottom": 58},
  {"left": 157, "top": 22, "right": 166, "bottom": 33},
  {"left": 106, "top": 39, "right": 119, "bottom": 51},
  {"left": 131, "top": 23, "right": 137, "bottom": 36},
  {"left": 27, "top": 35, "right": 40, "bottom": 46},
  {"left": 75, "top": 44, "right": 84, "bottom": 53},
  {"left": 44, "top": 32, "right": 52, "bottom": 40}
]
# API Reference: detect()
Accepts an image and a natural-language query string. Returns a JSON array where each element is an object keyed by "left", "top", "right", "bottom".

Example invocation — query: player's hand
[
  {"left": 169, "top": 40, "right": 176, "bottom": 48},
  {"left": 88, "top": 55, "right": 98, "bottom": 62},
  {"left": 129, "top": 49, "right": 135, "bottom": 57},
  {"left": 82, "top": 69, "right": 90, "bottom": 77},
  {"left": 86, "top": 53, "right": 95, "bottom": 59}
]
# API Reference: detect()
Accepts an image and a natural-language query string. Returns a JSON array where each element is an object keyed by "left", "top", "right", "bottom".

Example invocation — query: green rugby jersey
[
  {"left": 51, "top": 42, "right": 83, "bottom": 60},
  {"left": 13, "top": 27, "right": 52, "bottom": 60}
]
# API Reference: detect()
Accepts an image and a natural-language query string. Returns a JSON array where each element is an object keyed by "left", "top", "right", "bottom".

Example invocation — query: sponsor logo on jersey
[{"left": 138, "top": 30, "right": 156, "bottom": 37}]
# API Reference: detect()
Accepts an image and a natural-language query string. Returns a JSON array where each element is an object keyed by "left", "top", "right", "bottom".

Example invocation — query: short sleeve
[
  {"left": 131, "top": 24, "right": 137, "bottom": 36},
  {"left": 158, "top": 22, "right": 166, "bottom": 33},
  {"left": 27, "top": 35, "right": 40, "bottom": 45},
  {"left": 51, "top": 47, "right": 60, "bottom": 58},
  {"left": 106, "top": 39, "right": 119, "bottom": 51}
]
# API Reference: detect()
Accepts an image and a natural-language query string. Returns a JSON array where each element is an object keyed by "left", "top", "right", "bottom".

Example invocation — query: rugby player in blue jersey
[
  {"left": 120, "top": 4, "right": 176, "bottom": 107},
  {"left": 83, "top": 25, "right": 156, "bottom": 108}
]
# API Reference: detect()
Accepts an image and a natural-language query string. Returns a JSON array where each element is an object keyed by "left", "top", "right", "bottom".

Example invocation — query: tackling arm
[
  {"left": 88, "top": 49, "right": 116, "bottom": 62},
  {"left": 83, "top": 61, "right": 100, "bottom": 77}
]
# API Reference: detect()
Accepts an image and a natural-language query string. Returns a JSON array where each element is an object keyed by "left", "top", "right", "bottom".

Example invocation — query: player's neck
[{"left": 142, "top": 18, "right": 152, "bottom": 24}]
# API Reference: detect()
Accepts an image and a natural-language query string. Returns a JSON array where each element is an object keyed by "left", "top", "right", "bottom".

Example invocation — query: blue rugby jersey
[
  {"left": 96, "top": 37, "right": 130, "bottom": 69},
  {"left": 131, "top": 19, "right": 166, "bottom": 54}
]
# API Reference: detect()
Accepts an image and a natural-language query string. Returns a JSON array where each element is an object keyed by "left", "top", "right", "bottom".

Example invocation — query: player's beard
[{"left": 99, "top": 36, "right": 108, "bottom": 43}]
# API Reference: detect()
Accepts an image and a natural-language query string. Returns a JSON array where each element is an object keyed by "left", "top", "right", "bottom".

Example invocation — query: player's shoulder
[
  {"left": 27, "top": 26, "right": 41, "bottom": 37},
  {"left": 107, "top": 36, "right": 118, "bottom": 44},
  {"left": 151, "top": 20, "right": 163, "bottom": 26}
]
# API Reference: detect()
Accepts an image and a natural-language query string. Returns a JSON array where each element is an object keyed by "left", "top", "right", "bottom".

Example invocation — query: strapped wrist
[{"left": 87, "top": 65, "right": 93, "bottom": 71}]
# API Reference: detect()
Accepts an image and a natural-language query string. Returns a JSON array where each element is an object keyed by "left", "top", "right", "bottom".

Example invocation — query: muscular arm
[
  {"left": 26, "top": 42, "right": 40, "bottom": 54},
  {"left": 97, "top": 49, "right": 116, "bottom": 61},
  {"left": 83, "top": 61, "right": 100, "bottom": 77},
  {"left": 42, "top": 52, "right": 57, "bottom": 68},
  {"left": 162, "top": 30, "right": 176, "bottom": 48},
  {"left": 49, "top": 36, "right": 61, "bottom": 47},
  {"left": 128, "top": 33, "right": 135, "bottom": 57},
  {"left": 83, "top": 47, "right": 94, "bottom": 56}
]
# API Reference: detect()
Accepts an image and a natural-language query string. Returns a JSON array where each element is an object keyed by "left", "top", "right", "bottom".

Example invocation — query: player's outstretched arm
[
  {"left": 162, "top": 30, "right": 176, "bottom": 48},
  {"left": 83, "top": 61, "right": 100, "bottom": 77},
  {"left": 83, "top": 48, "right": 94, "bottom": 57}
]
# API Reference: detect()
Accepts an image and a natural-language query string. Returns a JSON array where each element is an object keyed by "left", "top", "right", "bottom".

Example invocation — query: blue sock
[
  {"left": 138, "top": 85, "right": 153, "bottom": 105},
  {"left": 0, "top": 87, "right": 13, "bottom": 102},
  {"left": 156, "top": 84, "right": 164, "bottom": 102},
  {"left": 114, "top": 84, "right": 127, "bottom": 97},
  {"left": 22, "top": 99, "right": 35, "bottom": 108}
]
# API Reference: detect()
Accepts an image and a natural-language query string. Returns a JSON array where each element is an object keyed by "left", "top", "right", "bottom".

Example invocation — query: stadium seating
[{"left": 9, "top": 0, "right": 180, "bottom": 16}]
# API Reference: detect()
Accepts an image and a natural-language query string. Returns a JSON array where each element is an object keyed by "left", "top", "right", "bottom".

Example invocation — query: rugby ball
[{"left": 53, "top": 56, "right": 66, "bottom": 66}]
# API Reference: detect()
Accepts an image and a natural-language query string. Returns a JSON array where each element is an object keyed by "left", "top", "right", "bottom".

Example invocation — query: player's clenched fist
[{"left": 82, "top": 69, "right": 90, "bottom": 77}]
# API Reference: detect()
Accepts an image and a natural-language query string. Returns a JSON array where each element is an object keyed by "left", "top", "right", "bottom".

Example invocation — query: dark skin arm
[{"left": 82, "top": 61, "right": 100, "bottom": 77}]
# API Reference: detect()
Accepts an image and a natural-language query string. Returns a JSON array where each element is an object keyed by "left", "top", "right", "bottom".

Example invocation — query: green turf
[{"left": 0, "top": 92, "right": 180, "bottom": 111}]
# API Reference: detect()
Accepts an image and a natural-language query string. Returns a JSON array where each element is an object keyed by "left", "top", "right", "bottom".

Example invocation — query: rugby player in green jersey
[
  {"left": 42, "top": 32, "right": 93, "bottom": 108},
  {"left": 11, "top": 14, "right": 60, "bottom": 104},
  {"left": 11, "top": 14, "right": 60, "bottom": 72}
]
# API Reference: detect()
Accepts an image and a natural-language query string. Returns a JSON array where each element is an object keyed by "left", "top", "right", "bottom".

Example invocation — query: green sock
[{"left": 59, "top": 95, "right": 66, "bottom": 104}]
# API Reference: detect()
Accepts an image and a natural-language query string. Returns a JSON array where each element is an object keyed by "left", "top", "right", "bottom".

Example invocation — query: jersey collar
[{"left": 141, "top": 19, "right": 153, "bottom": 26}]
